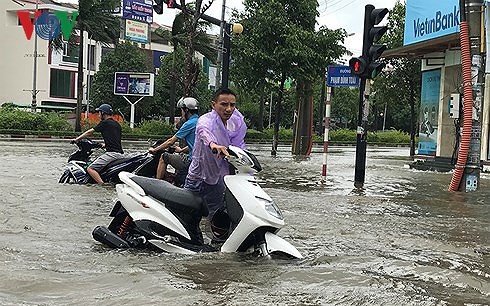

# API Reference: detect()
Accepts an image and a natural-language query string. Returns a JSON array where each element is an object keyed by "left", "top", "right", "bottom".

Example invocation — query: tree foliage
[
  {"left": 154, "top": 47, "right": 213, "bottom": 116},
  {"left": 372, "top": 0, "right": 421, "bottom": 133},
  {"left": 73, "top": 0, "right": 121, "bottom": 131},
  {"left": 231, "top": 0, "right": 348, "bottom": 153},
  {"left": 91, "top": 41, "right": 155, "bottom": 122}
]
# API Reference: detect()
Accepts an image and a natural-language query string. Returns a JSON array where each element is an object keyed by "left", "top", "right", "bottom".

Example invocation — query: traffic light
[
  {"left": 153, "top": 0, "right": 175, "bottom": 14},
  {"left": 153, "top": 0, "right": 164, "bottom": 14},
  {"left": 349, "top": 5, "right": 388, "bottom": 79}
]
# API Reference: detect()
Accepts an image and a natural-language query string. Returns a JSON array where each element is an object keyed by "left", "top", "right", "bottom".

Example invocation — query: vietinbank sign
[
  {"left": 404, "top": 0, "right": 459, "bottom": 45},
  {"left": 17, "top": 10, "right": 78, "bottom": 41}
]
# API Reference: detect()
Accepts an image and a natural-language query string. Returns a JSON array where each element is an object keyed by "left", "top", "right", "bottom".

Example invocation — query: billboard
[
  {"left": 418, "top": 69, "right": 441, "bottom": 156},
  {"left": 123, "top": 0, "right": 153, "bottom": 24},
  {"left": 114, "top": 72, "right": 154, "bottom": 96},
  {"left": 125, "top": 19, "right": 149, "bottom": 43},
  {"left": 404, "top": 0, "right": 460, "bottom": 45}
]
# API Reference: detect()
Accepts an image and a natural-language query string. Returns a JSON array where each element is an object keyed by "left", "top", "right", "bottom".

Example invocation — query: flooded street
[{"left": 0, "top": 139, "right": 488, "bottom": 305}]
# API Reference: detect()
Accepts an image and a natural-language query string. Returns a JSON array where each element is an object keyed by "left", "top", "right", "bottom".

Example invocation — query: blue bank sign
[
  {"left": 404, "top": 0, "right": 460, "bottom": 45},
  {"left": 326, "top": 66, "right": 359, "bottom": 87}
]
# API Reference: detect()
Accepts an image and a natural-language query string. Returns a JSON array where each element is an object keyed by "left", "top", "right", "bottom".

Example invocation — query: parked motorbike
[
  {"left": 92, "top": 145, "right": 303, "bottom": 259},
  {"left": 59, "top": 139, "right": 177, "bottom": 184}
]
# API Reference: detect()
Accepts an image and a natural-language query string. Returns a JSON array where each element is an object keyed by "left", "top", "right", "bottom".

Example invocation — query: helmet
[
  {"left": 95, "top": 103, "right": 113, "bottom": 115},
  {"left": 176, "top": 97, "right": 198, "bottom": 110}
]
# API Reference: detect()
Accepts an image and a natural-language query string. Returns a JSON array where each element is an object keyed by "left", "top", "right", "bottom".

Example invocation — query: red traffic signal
[{"left": 349, "top": 57, "right": 367, "bottom": 76}]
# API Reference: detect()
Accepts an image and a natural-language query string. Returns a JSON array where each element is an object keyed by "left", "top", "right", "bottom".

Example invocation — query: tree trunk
[
  {"left": 292, "top": 79, "right": 313, "bottom": 156},
  {"left": 258, "top": 90, "right": 264, "bottom": 131},
  {"left": 75, "top": 29, "right": 85, "bottom": 132},
  {"left": 271, "top": 75, "right": 286, "bottom": 156}
]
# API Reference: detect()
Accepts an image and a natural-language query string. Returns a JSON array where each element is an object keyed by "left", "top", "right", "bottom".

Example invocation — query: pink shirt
[{"left": 186, "top": 109, "right": 247, "bottom": 185}]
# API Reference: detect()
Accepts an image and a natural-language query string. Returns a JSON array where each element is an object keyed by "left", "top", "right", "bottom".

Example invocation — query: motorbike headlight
[
  {"left": 235, "top": 151, "right": 254, "bottom": 167},
  {"left": 256, "top": 196, "right": 283, "bottom": 220}
]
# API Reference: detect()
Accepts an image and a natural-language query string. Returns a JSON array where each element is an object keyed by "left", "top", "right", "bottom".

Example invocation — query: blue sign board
[
  {"left": 123, "top": 0, "right": 153, "bottom": 24},
  {"left": 404, "top": 0, "right": 459, "bottom": 46},
  {"left": 326, "top": 65, "right": 359, "bottom": 87},
  {"left": 418, "top": 69, "right": 441, "bottom": 156},
  {"left": 114, "top": 72, "right": 154, "bottom": 96}
]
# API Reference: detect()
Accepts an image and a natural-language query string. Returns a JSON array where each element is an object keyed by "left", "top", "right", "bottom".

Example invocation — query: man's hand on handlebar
[{"left": 210, "top": 142, "right": 229, "bottom": 158}]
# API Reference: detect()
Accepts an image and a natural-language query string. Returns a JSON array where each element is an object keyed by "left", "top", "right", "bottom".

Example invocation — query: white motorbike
[{"left": 92, "top": 145, "right": 302, "bottom": 259}]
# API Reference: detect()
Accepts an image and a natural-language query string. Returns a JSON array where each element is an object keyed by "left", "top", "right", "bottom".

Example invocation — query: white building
[{"left": 0, "top": 0, "right": 214, "bottom": 111}]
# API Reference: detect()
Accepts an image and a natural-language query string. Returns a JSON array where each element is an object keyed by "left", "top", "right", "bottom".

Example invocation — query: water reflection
[{"left": 0, "top": 140, "right": 488, "bottom": 305}]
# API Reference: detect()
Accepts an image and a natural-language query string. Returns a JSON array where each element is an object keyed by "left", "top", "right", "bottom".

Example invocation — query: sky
[
  {"left": 61, "top": 0, "right": 401, "bottom": 60},
  {"left": 151, "top": 0, "right": 401, "bottom": 61}
]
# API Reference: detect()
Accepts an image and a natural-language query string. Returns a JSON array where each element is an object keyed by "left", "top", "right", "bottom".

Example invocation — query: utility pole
[
  {"left": 31, "top": 0, "right": 39, "bottom": 112},
  {"left": 214, "top": 0, "right": 226, "bottom": 89},
  {"left": 463, "top": 0, "right": 485, "bottom": 191}
]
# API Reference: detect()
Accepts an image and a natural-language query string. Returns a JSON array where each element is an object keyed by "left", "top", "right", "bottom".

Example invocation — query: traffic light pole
[
  {"left": 354, "top": 77, "right": 370, "bottom": 188},
  {"left": 350, "top": 4, "right": 388, "bottom": 188}
]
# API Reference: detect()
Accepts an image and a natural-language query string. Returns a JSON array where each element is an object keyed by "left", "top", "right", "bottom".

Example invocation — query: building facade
[{"left": 0, "top": 0, "right": 214, "bottom": 112}]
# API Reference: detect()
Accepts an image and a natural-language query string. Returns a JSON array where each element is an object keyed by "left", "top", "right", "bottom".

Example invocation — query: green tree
[
  {"left": 73, "top": 0, "right": 120, "bottom": 131},
  {"left": 154, "top": 6, "right": 217, "bottom": 122},
  {"left": 91, "top": 41, "right": 154, "bottom": 122},
  {"left": 233, "top": 0, "right": 347, "bottom": 155},
  {"left": 154, "top": 47, "right": 212, "bottom": 117},
  {"left": 164, "top": 1, "right": 217, "bottom": 98},
  {"left": 374, "top": 0, "right": 421, "bottom": 155}
]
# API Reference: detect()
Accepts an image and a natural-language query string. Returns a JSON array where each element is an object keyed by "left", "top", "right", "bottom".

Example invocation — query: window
[
  {"left": 88, "top": 44, "right": 96, "bottom": 70},
  {"left": 63, "top": 43, "right": 79, "bottom": 63},
  {"left": 50, "top": 69, "right": 75, "bottom": 98}
]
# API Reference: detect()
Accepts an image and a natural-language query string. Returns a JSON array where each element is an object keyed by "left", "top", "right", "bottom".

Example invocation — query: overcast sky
[
  {"left": 62, "top": 0, "right": 401, "bottom": 60},
  {"left": 152, "top": 0, "right": 401, "bottom": 59}
]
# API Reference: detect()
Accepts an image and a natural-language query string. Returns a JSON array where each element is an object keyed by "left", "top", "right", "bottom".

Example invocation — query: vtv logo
[{"left": 17, "top": 10, "right": 78, "bottom": 41}]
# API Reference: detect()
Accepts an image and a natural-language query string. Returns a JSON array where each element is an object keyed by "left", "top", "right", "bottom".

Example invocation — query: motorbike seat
[
  {"left": 131, "top": 176, "right": 208, "bottom": 217},
  {"left": 103, "top": 157, "right": 133, "bottom": 169}
]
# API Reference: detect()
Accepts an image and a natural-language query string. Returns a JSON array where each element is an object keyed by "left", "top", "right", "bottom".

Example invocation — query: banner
[
  {"left": 125, "top": 19, "right": 149, "bottom": 43},
  {"left": 404, "top": 0, "right": 460, "bottom": 45},
  {"left": 123, "top": 0, "right": 153, "bottom": 24},
  {"left": 418, "top": 69, "right": 441, "bottom": 156}
]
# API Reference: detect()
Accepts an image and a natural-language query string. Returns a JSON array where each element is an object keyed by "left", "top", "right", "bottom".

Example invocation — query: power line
[{"left": 324, "top": 0, "right": 357, "bottom": 16}]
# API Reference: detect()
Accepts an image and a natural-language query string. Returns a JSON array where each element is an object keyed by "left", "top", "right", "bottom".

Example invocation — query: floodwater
[{"left": 0, "top": 139, "right": 488, "bottom": 305}]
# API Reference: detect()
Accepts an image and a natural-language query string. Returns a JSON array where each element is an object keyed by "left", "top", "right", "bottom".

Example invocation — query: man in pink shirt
[{"left": 184, "top": 88, "right": 247, "bottom": 220}]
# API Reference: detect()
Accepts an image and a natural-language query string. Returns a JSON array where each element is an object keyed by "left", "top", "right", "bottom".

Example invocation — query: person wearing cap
[
  {"left": 72, "top": 103, "right": 124, "bottom": 184},
  {"left": 148, "top": 97, "right": 199, "bottom": 181},
  {"left": 184, "top": 88, "right": 247, "bottom": 220}
]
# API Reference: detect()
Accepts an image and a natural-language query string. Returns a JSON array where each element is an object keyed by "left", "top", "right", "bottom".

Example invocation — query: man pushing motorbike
[
  {"left": 72, "top": 103, "right": 124, "bottom": 184},
  {"left": 184, "top": 88, "right": 247, "bottom": 220}
]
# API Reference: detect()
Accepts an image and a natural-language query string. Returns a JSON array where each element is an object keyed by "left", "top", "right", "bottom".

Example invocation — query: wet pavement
[{"left": 0, "top": 139, "right": 488, "bottom": 305}]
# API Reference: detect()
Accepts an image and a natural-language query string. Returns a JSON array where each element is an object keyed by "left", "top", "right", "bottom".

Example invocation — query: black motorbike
[{"left": 59, "top": 139, "right": 175, "bottom": 184}]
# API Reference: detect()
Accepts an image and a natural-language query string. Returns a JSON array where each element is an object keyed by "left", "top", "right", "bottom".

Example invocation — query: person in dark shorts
[
  {"left": 72, "top": 103, "right": 124, "bottom": 184},
  {"left": 148, "top": 97, "right": 199, "bottom": 180}
]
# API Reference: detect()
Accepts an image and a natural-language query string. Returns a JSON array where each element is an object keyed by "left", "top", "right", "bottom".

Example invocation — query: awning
[{"left": 382, "top": 33, "right": 460, "bottom": 59}]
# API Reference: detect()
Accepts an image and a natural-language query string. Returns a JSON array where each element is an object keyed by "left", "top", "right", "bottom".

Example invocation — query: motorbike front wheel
[{"left": 59, "top": 170, "right": 73, "bottom": 183}]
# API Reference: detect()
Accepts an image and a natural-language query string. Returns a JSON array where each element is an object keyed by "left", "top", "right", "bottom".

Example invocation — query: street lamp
[{"left": 221, "top": 22, "right": 243, "bottom": 87}]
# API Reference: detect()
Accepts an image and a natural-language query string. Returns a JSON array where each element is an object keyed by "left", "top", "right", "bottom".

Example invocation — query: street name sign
[{"left": 326, "top": 65, "right": 360, "bottom": 87}]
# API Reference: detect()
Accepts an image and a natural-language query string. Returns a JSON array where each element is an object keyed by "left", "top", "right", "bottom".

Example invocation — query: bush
[
  {"left": 0, "top": 108, "right": 71, "bottom": 131},
  {"left": 368, "top": 130, "right": 410, "bottom": 144},
  {"left": 246, "top": 129, "right": 267, "bottom": 141},
  {"left": 262, "top": 128, "right": 293, "bottom": 141},
  {"left": 330, "top": 129, "right": 357, "bottom": 142},
  {"left": 137, "top": 120, "right": 176, "bottom": 136}
]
